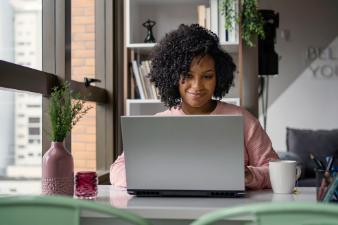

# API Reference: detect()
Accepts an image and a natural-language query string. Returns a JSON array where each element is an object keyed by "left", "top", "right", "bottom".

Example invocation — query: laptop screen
[{"left": 121, "top": 115, "right": 245, "bottom": 196}]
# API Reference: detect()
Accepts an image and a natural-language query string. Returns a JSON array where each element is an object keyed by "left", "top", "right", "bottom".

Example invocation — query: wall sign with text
[{"left": 306, "top": 47, "right": 338, "bottom": 79}]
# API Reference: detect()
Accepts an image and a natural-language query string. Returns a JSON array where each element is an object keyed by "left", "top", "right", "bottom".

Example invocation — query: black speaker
[{"left": 258, "top": 10, "right": 279, "bottom": 75}]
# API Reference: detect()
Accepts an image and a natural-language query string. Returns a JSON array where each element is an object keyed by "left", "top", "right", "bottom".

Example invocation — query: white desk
[
  {"left": 84, "top": 186, "right": 317, "bottom": 225},
  {"left": 0, "top": 185, "right": 317, "bottom": 225}
]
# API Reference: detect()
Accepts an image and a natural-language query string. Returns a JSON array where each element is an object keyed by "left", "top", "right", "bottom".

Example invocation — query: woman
[{"left": 111, "top": 24, "right": 278, "bottom": 190}]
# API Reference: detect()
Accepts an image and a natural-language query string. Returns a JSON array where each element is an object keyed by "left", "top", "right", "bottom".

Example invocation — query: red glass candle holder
[{"left": 75, "top": 171, "right": 98, "bottom": 199}]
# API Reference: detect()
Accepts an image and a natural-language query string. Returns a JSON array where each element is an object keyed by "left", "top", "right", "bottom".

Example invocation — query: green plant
[
  {"left": 49, "top": 81, "right": 92, "bottom": 142},
  {"left": 220, "top": 0, "right": 265, "bottom": 47}
]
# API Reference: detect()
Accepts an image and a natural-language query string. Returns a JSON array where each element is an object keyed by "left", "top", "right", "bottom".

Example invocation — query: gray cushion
[{"left": 286, "top": 127, "right": 338, "bottom": 178}]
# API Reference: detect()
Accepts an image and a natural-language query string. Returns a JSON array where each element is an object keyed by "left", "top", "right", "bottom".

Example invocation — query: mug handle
[{"left": 296, "top": 165, "right": 302, "bottom": 180}]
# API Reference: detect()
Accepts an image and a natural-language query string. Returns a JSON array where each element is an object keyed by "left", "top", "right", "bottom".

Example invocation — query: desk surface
[{"left": 95, "top": 186, "right": 316, "bottom": 220}]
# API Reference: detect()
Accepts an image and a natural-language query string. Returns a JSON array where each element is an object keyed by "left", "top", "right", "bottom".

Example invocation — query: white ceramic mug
[{"left": 269, "top": 160, "right": 301, "bottom": 194}]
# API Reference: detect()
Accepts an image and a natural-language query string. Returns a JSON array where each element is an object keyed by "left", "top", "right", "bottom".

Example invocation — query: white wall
[{"left": 259, "top": 0, "right": 338, "bottom": 151}]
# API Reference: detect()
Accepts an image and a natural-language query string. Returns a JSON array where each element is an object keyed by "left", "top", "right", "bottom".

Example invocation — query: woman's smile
[{"left": 186, "top": 91, "right": 205, "bottom": 98}]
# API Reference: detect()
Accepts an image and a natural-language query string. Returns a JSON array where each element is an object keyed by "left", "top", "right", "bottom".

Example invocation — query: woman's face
[{"left": 179, "top": 54, "right": 216, "bottom": 114}]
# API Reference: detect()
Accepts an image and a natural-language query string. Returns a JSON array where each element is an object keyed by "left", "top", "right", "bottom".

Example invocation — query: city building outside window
[{"left": 0, "top": 0, "right": 116, "bottom": 194}]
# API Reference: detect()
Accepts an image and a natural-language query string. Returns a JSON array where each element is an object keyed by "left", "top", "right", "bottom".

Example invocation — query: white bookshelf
[
  {"left": 126, "top": 43, "right": 156, "bottom": 48},
  {"left": 124, "top": 0, "right": 243, "bottom": 111},
  {"left": 125, "top": 0, "right": 239, "bottom": 52},
  {"left": 127, "top": 43, "right": 238, "bottom": 55},
  {"left": 125, "top": 43, "right": 156, "bottom": 55}
]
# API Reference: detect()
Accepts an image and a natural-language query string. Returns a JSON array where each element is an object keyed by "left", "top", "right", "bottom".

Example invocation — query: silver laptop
[{"left": 121, "top": 115, "right": 245, "bottom": 197}]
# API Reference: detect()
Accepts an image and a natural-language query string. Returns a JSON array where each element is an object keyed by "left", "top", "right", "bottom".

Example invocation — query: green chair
[
  {"left": 0, "top": 195, "right": 150, "bottom": 225},
  {"left": 191, "top": 202, "right": 338, "bottom": 225}
]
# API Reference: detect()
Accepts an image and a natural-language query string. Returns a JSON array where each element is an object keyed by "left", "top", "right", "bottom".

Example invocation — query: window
[
  {"left": 0, "top": 0, "right": 42, "bottom": 194},
  {"left": 27, "top": 104, "right": 41, "bottom": 108},
  {"left": 28, "top": 117, "right": 40, "bottom": 123},
  {"left": 28, "top": 139, "right": 40, "bottom": 144},
  {"left": 0, "top": 0, "right": 117, "bottom": 194},
  {"left": 0, "top": 90, "right": 42, "bottom": 193},
  {"left": 28, "top": 127, "right": 40, "bottom": 135}
]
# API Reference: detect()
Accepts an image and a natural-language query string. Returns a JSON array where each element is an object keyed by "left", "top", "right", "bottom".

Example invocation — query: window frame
[
  {"left": 0, "top": 0, "right": 117, "bottom": 178},
  {"left": 43, "top": 0, "right": 113, "bottom": 173}
]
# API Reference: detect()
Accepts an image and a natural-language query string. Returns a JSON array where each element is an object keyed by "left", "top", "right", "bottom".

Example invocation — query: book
[
  {"left": 210, "top": 0, "right": 218, "bottom": 35},
  {"left": 139, "top": 62, "right": 153, "bottom": 99},
  {"left": 144, "top": 60, "right": 158, "bottom": 99},
  {"left": 218, "top": 1, "right": 226, "bottom": 44},
  {"left": 131, "top": 60, "right": 145, "bottom": 99},
  {"left": 205, "top": 7, "right": 211, "bottom": 30},
  {"left": 197, "top": 5, "right": 206, "bottom": 28},
  {"left": 129, "top": 65, "right": 138, "bottom": 99}
]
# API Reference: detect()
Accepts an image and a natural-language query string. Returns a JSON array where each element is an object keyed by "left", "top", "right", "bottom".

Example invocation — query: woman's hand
[{"left": 245, "top": 167, "right": 253, "bottom": 184}]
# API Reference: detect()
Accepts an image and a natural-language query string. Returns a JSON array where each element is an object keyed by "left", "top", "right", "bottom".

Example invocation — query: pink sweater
[{"left": 110, "top": 101, "right": 279, "bottom": 190}]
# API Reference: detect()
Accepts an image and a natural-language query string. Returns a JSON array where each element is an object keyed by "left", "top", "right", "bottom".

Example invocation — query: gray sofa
[{"left": 277, "top": 127, "right": 338, "bottom": 187}]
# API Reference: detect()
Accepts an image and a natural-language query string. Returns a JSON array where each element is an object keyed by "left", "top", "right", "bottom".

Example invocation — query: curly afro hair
[{"left": 148, "top": 24, "right": 236, "bottom": 109}]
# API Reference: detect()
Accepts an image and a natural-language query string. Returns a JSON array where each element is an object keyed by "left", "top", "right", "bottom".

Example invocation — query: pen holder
[
  {"left": 315, "top": 168, "right": 338, "bottom": 201},
  {"left": 75, "top": 171, "right": 98, "bottom": 199}
]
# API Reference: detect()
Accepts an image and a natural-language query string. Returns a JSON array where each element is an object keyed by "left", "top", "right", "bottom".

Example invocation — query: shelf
[
  {"left": 127, "top": 43, "right": 239, "bottom": 54},
  {"left": 127, "top": 43, "right": 156, "bottom": 48},
  {"left": 132, "top": 0, "right": 208, "bottom": 4},
  {"left": 126, "top": 43, "right": 156, "bottom": 54},
  {"left": 220, "top": 43, "right": 239, "bottom": 54}
]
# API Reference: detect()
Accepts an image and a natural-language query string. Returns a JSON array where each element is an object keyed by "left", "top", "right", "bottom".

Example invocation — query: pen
[
  {"left": 318, "top": 155, "right": 335, "bottom": 201},
  {"left": 325, "top": 156, "right": 335, "bottom": 172}
]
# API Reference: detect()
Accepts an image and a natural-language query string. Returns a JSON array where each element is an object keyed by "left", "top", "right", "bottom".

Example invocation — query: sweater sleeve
[
  {"left": 110, "top": 153, "right": 127, "bottom": 188},
  {"left": 243, "top": 111, "right": 279, "bottom": 190}
]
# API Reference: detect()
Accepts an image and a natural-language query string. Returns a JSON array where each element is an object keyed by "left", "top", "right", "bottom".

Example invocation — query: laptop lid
[
  {"left": 125, "top": 98, "right": 240, "bottom": 116},
  {"left": 121, "top": 115, "right": 245, "bottom": 197}
]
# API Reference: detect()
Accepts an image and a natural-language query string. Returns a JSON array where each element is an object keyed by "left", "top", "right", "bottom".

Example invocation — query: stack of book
[
  {"left": 197, "top": 0, "right": 239, "bottom": 44},
  {"left": 131, "top": 60, "right": 158, "bottom": 99}
]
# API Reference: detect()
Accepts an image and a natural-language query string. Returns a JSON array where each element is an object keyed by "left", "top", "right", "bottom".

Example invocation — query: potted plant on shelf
[
  {"left": 221, "top": 0, "right": 265, "bottom": 47},
  {"left": 42, "top": 81, "right": 92, "bottom": 196}
]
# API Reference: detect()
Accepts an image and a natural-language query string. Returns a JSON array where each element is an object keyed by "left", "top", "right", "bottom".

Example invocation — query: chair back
[
  {"left": 191, "top": 202, "right": 338, "bottom": 225},
  {"left": 0, "top": 195, "right": 150, "bottom": 225}
]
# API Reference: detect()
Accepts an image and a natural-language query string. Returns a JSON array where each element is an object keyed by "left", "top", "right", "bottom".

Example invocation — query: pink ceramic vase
[{"left": 42, "top": 142, "right": 74, "bottom": 196}]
